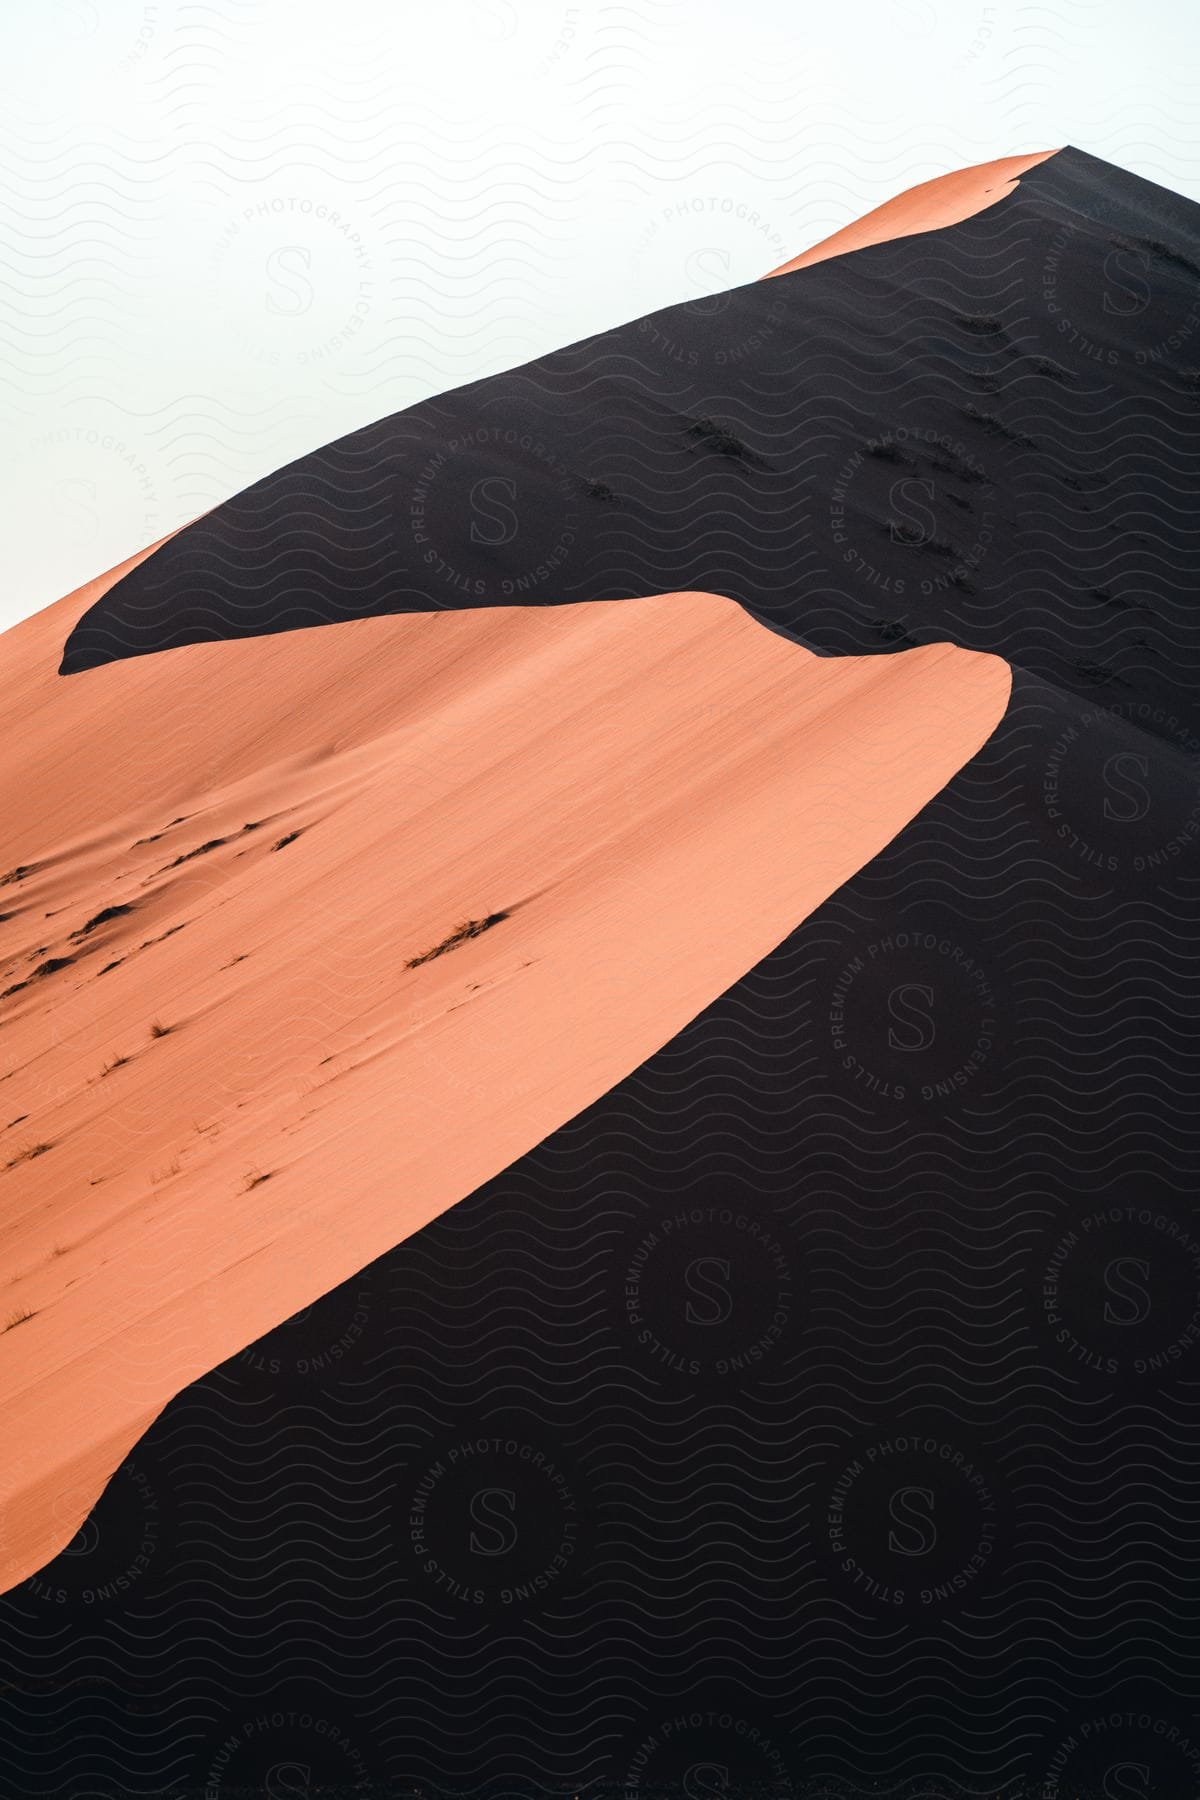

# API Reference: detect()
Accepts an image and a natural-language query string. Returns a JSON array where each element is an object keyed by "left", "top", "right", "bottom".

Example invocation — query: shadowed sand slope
[
  {"left": 0, "top": 573, "right": 1009, "bottom": 1593},
  {"left": 59, "top": 144, "right": 1200, "bottom": 751},
  {"left": 760, "top": 149, "right": 1059, "bottom": 278},
  {"left": 6, "top": 149, "right": 1200, "bottom": 1794}
]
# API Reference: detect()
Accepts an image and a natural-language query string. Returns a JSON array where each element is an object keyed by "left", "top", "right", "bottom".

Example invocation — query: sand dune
[
  {"left": 0, "top": 564, "right": 1009, "bottom": 1593},
  {"left": 8, "top": 146, "right": 1200, "bottom": 1795},
  {"left": 760, "top": 149, "right": 1059, "bottom": 278},
  {"left": 1, "top": 149, "right": 1042, "bottom": 1599}
]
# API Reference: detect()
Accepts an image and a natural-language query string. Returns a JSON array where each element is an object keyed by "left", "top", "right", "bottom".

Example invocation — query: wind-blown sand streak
[{"left": 0, "top": 564, "right": 1008, "bottom": 1593}]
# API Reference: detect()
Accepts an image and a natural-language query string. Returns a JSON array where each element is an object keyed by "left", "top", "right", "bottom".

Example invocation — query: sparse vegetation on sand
[
  {"left": 682, "top": 414, "right": 772, "bottom": 469},
  {"left": 5, "top": 1141, "right": 51, "bottom": 1170},
  {"left": 954, "top": 312, "right": 1006, "bottom": 335},
  {"left": 961, "top": 403, "right": 1039, "bottom": 451},
  {"left": 30, "top": 957, "right": 74, "bottom": 980},
  {"left": 163, "top": 837, "right": 227, "bottom": 869},
  {"left": 405, "top": 912, "right": 510, "bottom": 970},
  {"left": 866, "top": 440, "right": 911, "bottom": 465},
  {"left": 132, "top": 815, "right": 188, "bottom": 847},
  {"left": 1133, "top": 233, "right": 1200, "bottom": 278},
  {"left": 72, "top": 904, "right": 133, "bottom": 939},
  {"left": 148, "top": 1019, "right": 171, "bottom": 1039},
  {"left": 3, "top": 1308, "right": 35, "bottom": 1333}
]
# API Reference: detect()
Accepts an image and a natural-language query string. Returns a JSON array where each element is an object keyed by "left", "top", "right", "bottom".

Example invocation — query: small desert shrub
[
  {"left": 1138, "top": 235, "right": 1200, "bottom": 277},
  {"left": 961, "top": 404, "right": 1038, "bottom": 450},
  {"left": 954, "top": 314, "right": 1005, "bottom": 335},
  {"left": 6, "top": 1141, "right": 51, "bottom": 1170},
  {"left": 164, "top": 837, "right": 227, "bottom": 869},
  {"left": 73, "top": 904, "right": 134, "bottom": 939},
  {"left": 149, "top": 1019, "right": 171, "bottom": 1039},
  {"left": 406, "top": 912, "right": 510, "bottom": 970},
  {"left": 683, "top": 415, "right": 771, "bottom": 468},
  {"left": 866, "top": 441, "right": 910, "bottom": 465},
  {"left": 30, "top": 956, "right": 74, "bottom": 980}
]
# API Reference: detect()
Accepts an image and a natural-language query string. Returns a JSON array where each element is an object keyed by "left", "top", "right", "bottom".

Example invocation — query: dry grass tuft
[
  {"left": 72, "top": 903, "right": 134, "bottom": 940},
  {"left": 405, "top": 912, "right": 509, "bottom": 970},
  {"left": 5, "top": 1141, "right": 51, "bottom": 1171}
]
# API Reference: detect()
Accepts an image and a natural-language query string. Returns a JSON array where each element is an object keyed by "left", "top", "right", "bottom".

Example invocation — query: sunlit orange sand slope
[
  {"left": 762, "top": 149, "right": 1059, "bottom": 277},
  {"left": 0, "top": 567, "right": 1010, "bottom": 1592}
]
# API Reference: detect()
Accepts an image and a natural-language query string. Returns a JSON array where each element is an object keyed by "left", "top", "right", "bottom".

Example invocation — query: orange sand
[
  {"left": 762, "top": 150, "right": 1060, "bottom": 279},
  {"left": 0, "top": 564, "right": 1010, "bottom": 1596}
]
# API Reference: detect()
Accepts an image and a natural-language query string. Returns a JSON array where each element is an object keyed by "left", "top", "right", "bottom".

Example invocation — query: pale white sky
[{"left": 1, "top": 0, "right": 1196, "bottom": 629}]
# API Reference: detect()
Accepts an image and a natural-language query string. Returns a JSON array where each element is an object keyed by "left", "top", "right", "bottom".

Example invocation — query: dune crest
[
  {"left": 0, "top": 565, "right": 1008, "bottom": 1593},
  {"left": 760, "top": 149, "right": 1060, "bottom": 278}
]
